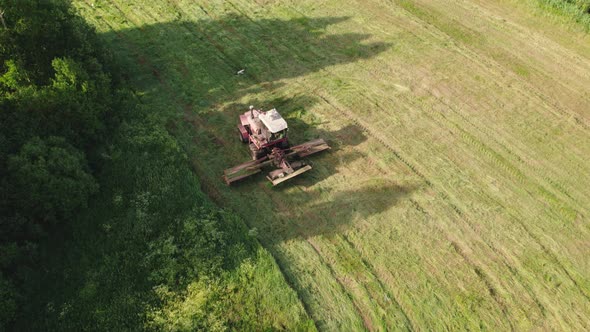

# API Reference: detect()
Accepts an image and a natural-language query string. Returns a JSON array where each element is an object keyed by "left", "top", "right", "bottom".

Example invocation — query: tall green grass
[{"left": 537, "top": 0, "right": 590, "bottom": 30}]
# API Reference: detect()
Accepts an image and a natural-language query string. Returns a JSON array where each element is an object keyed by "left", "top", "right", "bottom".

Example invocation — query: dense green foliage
[
  {"left": 21, "top": 112, "right": 311, "bottom": 330},
  {"left": 0, "top": 1, "right": 311, "bottom": 330},
  {"left": 0, "top": 1, "right": 116, "bottom": 329},
  {"left": 538, "top": 0, "right": 590, "bottom": 29}
]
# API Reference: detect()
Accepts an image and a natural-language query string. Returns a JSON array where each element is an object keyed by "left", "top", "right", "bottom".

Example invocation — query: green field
[{"left": 73, "top": 0, "right": 590, "bottom": 330}]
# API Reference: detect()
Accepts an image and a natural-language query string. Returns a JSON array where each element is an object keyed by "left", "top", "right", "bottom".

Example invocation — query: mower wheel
[{"left": 238, "top": 127, "right": 247, "bottom": 143}]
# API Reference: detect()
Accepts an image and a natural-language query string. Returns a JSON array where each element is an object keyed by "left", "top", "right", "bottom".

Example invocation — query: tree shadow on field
[
  {"left": 104, "top": 14, "right": 391, "bottom": 111},
  {"left": 22, "top": 10, "right": 401, "bottom": 331},
  {"left": 100, "top": 13, "right": 406, "bottom": 241}
]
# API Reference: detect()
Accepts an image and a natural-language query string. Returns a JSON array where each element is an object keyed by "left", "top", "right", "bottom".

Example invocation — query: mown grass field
[{"left": 74, "top": 0, "right": 590, "bottom": 330}]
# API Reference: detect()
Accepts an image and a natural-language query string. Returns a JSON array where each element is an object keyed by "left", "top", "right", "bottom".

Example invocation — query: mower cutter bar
[
  {"left": 290, "top": 138, "right": 330, "bottom": 157},
  {"left": 223, "top": 138, "right": 330, "bottom": 185},
  {"left": 267, "top": 165, "right": 312, "bottom": 186}
]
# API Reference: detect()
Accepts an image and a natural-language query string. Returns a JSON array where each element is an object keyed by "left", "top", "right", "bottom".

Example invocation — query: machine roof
[{"left": 259, "top": 109, "right": 288, "bottom": 133}]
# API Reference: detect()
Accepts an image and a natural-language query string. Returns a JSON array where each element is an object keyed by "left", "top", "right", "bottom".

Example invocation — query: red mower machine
[{"left": 223, "top": 106, "right": 330, "bottom": 186}]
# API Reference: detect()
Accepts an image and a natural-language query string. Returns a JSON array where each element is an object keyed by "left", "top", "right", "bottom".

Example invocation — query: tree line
[{"left": 0, "top": 1, "right": 120, "bottom": 327}]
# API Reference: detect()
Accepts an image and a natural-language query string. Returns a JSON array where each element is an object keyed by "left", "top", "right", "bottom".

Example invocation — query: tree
[{"left": 7, "top": 136, "right": 98, "bottom": 223}]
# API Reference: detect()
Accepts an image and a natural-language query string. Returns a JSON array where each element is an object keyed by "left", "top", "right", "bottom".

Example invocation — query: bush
[{"left": 7, "top": 136, "right": 98, "bottom": 223}]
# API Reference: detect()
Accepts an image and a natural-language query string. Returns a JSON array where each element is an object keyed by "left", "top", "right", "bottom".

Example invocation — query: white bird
[{"left": 236, "top": 69, "right": 245, "bottom": 75}]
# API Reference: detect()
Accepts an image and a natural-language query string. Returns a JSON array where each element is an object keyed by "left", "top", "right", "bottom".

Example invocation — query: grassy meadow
[{"left": 71, "top": 0, "right": 590, "bottom": 330}]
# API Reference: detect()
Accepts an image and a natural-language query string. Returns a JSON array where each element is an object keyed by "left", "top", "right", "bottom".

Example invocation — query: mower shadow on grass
[
  {"left": 217, "top": 99, "right": 419, "bottom": 242},
  {"left": 277, "top": 181, "right": 419, "bottom": 242}
]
